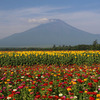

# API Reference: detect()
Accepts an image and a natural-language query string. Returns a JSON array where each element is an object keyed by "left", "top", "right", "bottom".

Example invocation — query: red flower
[
  {"left": 42, "top": 95, "right": 47, "bottom": 98},
  {"left": 64, "top": 81, "right": 68, "bottom": 84},
  {"left": 77, "top": 79, "right": 83, "bottom": 83},
  {"left": 17, "top": 76, "right": 20, "bottom": 78},
  {"left": 43, "top": 83, "right": 48, "bottom": 86},
  {"left": 92, "top": 92, "right": 97, "bottom": 95},
  {"left": 70, "top": 93, "right": 74, "bottom": 95},
  {"left": 48, "top": 96, "right": 53, "bottom": 99},
  {"left": 31, "top": 86, "right": 35, "bottom": 89},
  {"left": 32, "top": 82, "right": 35, "bottom": 85},
  {"left": 16, "top": 79, "right": 21, "bottom": 82},
  {"left": 66, "top": 98, "right": 70, "bottom": 100},
  {"left": 47, "top": 88, "right": 52, "bottom": 92},
  {"left": 12, "top": 91, "right": 16, "bottom": 94},
  {"left": 93, "top": 79, "right": 98, "bottom": 83},
  {"left": 41, "top": 88, "right": 45, "bottom": 91},
  {"left": 36, "top": 92, "right": 40, "bottom": 95},
  {"left": 54, "top": 95, "right": 59, "bottom": 99},
  {"left": 38, "top": 74, "right": 41, "bottom": 77},
  {"left": 49, "top": 81, "right": 53, "bottom": 85},
  {"left": 88, "top": 83, "right": 92, "bottom": 87},
  {"left": 87, "top": 92, "right": 97, "bottom": 95},
  {"left": 35, "top": 95, "right": 41, "bottom": 98},
  {"left": 8, "top": 93, "right": 14, "bottom": 98},
  {"left": 28, "top": 75, "right": 32, "bottom": 78},
  {"left": 46, "top": 92, "right": 49, "bottom": 95},
  {"left": 79, "top": 91, "right": 83, "bottom": 93},
  {"left": 89, "top": 96, "right": 95, "bottom": 100},
  {"left": 68, "top": 74, "right": 72, "bottom": 77}
]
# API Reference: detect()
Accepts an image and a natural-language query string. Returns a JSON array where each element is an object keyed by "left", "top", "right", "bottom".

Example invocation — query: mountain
[{"left": 0, "top": 19, "right": 100, "bottom": 47}]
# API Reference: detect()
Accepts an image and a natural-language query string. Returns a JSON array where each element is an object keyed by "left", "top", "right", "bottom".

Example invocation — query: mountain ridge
[{"left": 0, "top": 19, "right": 100, "bottom": 47}]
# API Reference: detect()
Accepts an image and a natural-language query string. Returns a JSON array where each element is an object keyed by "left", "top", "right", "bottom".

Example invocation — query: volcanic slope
[{"left": 0, "top": 19, "right": 100, "bottom": 47}]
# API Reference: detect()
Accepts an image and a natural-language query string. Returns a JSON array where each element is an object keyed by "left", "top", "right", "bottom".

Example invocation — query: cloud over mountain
[{"left": 28, "top": 18, "right": 49, "bottom": 23}]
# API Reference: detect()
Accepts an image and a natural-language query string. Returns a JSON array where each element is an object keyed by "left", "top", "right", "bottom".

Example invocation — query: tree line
[{"left": 0, "top": 40, "right": 100, "bottom": 51}]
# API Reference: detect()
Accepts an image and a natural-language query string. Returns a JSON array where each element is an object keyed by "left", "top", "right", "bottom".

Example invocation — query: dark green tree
[{"left": 92, "top": 39, "right": 98, "bottom": 50}]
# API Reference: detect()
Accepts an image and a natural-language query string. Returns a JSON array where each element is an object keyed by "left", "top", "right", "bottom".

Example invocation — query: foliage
[{"left": 1, "top": 42, "right": 100, "bottom": 51}]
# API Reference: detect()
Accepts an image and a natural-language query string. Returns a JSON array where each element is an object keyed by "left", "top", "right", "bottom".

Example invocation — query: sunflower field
[{"left": 0, "top": 50, "right": 100, "bottom": 66}]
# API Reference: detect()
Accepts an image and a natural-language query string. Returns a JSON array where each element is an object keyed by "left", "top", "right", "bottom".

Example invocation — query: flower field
[
  {"left": 0, "top": 50, "right": 100, "bottom": 66},
  {"left": 0, "top": 51, "right": 100, "bottom": 100}
]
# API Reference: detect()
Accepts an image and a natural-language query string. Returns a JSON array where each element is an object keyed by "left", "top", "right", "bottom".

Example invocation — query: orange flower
[
  {"left": 41, "top": 88, "right": 45, "bottom": 91},
  {"left": 96, "top": 94, "right": 100, "bottom": 98}
]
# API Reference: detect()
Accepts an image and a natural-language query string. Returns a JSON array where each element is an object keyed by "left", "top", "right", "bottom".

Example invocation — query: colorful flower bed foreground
[
  {"left": 0, "top": 65, "right": 100, "bottom": 100},
  {"left": 0, "top": 51, "right": 100, "bottom": 66}
]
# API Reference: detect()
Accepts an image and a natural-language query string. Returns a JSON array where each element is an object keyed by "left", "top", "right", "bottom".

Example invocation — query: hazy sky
[{"left": 0, "top": 0, "right": 100, "bottom": 39}]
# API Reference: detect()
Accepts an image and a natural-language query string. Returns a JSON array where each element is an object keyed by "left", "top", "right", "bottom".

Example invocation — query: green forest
[{"left": 0, "top": 40, "right": 100, "bottom": 51}]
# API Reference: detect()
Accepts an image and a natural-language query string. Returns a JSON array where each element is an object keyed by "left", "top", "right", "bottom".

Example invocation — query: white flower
[
  {"left": 50, "top": 85, "right": 52, "bottom": 88},
  {"left": 41, "top": 75, "right": 44, "bottom": 78},
  {"left": 8, "top": 85, "right": 12, "bottom": 87},
  {"left": 94, "top": 90, "right": 98, "bottom": 93},
  {"left": 59, "top": 93, "right": 63, "bottom": 97},
  {"left": 80, "top": 69, "right": 82, "bottom": 71},
  {"left": 14, "top": 70, "right": 16, "bottom": 72},
  {"left": 74, "top": 96, "right": 77, "bottom": 99},
  {"left": 36, "top": 76, "right": 38, "bottom": 79},
  {"left": 98, "top": 85, "right": 100, "bottom": 88},
  {"left": 7, "top": 97, "right": 11, "bottom": 100},
  {"left": 26, "top": 79, "right": 30, "bottom": 81},
  {"left": 72, "top": 79, "right": 77, "bottom": 82},
  {"left": 26, "top": 73, "right": 30, "bottom": 75},
  {"left": 65, "top": 68, "right": 68, "bottom": 71},
  {"left": 13, "top": 89, "right": 17, "bottom": 91},
  {"left": 75, "top": 77, "right": 78, "bottom": 79},
  {"left": 21, "top": 76, "right": 25, "bottom": 78}
]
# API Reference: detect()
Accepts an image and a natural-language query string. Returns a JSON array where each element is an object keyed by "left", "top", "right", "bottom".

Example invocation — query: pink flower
[
  {"left": 0, "top": 96, "right": 4, "bottom": 99},
  {"left": 18, "top": 86, "right": 23, "bottom": 89},
  {"left": 0, "top": 90, "right": 2, "bottom": 93},
  {"left": 15, "top": 91, "right": 20, "bottom": 94},
  {"left": 1, "top": 77, "right": 6, "bottom": 80},
  {"left": 3, "top": 87, "right": 6, "bottom": 90},
  {"left": 8, "top": 89, "right": 12, "bottom": 91},
  {"left": 63, "top": 96, "right": 66, "bottom": 100},
  {"left": 30, "top": 92, "right": 34, "bottom": 94},
  {"left": 98, "top": 77, "right": 100, "bottom": 79},
  {"left": 70, "top": 96, "right": 74, "bottom": 99}
]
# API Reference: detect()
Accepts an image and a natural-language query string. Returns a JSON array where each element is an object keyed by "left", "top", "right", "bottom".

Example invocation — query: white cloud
[
  {"left": 43, "top": 11, "right": 100, "bottom": 34},
  {"left": 28, "top": 18, "right": 49, "bottom": 23},
  {"left": 0, "top": 6, "right": 100, "bottom": 39}
]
